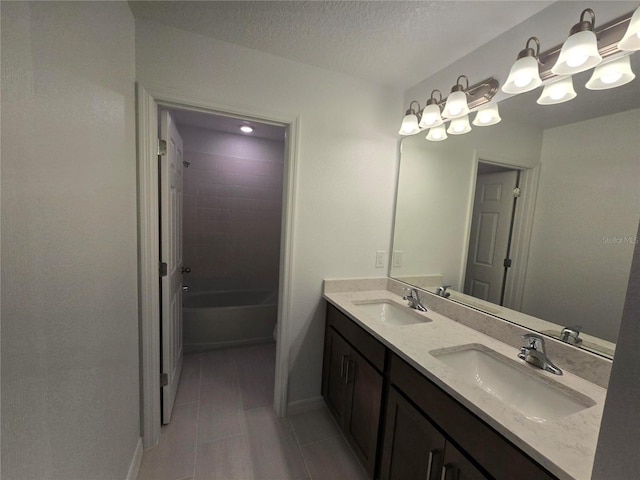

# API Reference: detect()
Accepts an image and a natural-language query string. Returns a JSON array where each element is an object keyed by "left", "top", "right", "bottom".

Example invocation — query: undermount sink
[
  {"left": 430, "top": 344, "right": 596, "bottom": 422},
  {"left": 353, "top": 300, "right": 431, "bottom": 326}
]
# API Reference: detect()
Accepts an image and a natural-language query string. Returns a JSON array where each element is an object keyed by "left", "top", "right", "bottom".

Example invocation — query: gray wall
[
  {"left": 1, "top": 2, "right": 140, "bottom": 479},
  {"left": 181, "top": 126, "right": 285, "bottom": 294},
  {"left": 592, "top": 221, "right": 640, "bottom": 477}
]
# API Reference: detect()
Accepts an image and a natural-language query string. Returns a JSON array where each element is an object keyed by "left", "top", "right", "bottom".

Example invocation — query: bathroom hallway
[{"left": 137, "top": 343, "right": 367, "bottom": 480}]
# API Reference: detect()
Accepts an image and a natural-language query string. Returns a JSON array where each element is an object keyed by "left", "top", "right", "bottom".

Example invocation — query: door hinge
[
  {"left": 160, "top": 373, "right": 169, "bottom": 387},
  {"left": 512, "top": 187, "right": 521, "bottom": 198},
  {"left": 159, "top": 262, "right": 168, "bottom": 277},
  {"left": 503, "top": 258, "right": 512, "bottom": 268},
  {"left": 157, "top": 139, "right": 167, "bottom": 156}
]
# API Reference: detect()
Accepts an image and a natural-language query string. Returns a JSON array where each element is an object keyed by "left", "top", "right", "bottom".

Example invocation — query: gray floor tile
[
  {"left": 194, "top": 434, "right": 254, "bottom": 480},
  {"left": 197, "top": 402, "right": 246, "bottom": 444},
  {"left": 137, "top": 442, "right": 195, "bottom": 480},
  {"left": 161, "top": 402, "right": 198, "bottom": 447},
  {"left": 235, "top": 344, "right": 276, "bottom": 410},
  {"left": 198, "top": 375, "right": 241, "bottom": 409},
  {"left": 288, "top": 406, "right": 341, "bottom": 446},
  {"left": 175, "top": 378, "right": 200, "bottom": 406},
  {"left": 140, "top": 346, "right": 365, "bottom": 480},
  {"left": 302, "top": 435, "right": 368, "bottom": 480},
  {"left": 245, "top": 407, "right": 308, "bottom": 480},
  {"left": 200, "top": 348, "right": 237, "bottom": 385},
  {"left": 181, "top": 353, "right": 202, "bottom": 384}
]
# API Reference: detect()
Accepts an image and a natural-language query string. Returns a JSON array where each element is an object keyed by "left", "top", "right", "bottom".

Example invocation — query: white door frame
[{"left": 136, "top": 84, "right": 300, "bottom": 448}]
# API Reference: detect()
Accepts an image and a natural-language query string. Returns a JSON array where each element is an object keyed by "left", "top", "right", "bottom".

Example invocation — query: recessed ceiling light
[{"left": 240, "top": 125, "right": 254, "bottom": 133}]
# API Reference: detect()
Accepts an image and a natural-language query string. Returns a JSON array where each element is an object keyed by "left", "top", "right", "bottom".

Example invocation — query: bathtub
[{"left": 183, "top": 289, "right": 278, "bottom": 352}]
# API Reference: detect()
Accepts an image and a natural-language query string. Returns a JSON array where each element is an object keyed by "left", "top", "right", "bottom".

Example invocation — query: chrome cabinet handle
[
  {"left": 182, "top": 285, "right": 190, "bottom": 293},
  {"left": 181, "top": 267, "right": 192, "bottom": 274},
  {"left": 340, "top": 354, "right": 348, "bottom": 379},
  {"left": 344, "top": 358, "right": 355, "bottom": 384},
  {"left": 440, "top": 464, "right": 457, "bottom": 480},
  {"left": 426, "top": 449, "right": 439, "bottom": 480}
]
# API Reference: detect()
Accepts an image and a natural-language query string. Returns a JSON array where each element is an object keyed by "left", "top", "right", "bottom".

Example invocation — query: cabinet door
[
  {"left": 322, "top": 328, "right": 351, "bottom": 424},
  {"left": 380, "top": 387, "right": 446, "bottom": 480},
  {"left": 441, "top": 442, "right": 490, "bottom": 480},
  {"left": 344, "top": 346, "right": 383, "bottom": 477}
]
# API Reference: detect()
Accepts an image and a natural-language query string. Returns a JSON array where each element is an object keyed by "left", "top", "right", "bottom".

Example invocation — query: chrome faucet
[
  {"left": 560, "top": 325, "right": 583, "bottom": 345},
  {"left": 518, "top": 334, "right": 563, "bottom": 375},
  {"left": 403, "top": 288, "right": 427, "bottom": 312},
  {"left": 435, "top": 285, "right": 451, "bottom": 298}
]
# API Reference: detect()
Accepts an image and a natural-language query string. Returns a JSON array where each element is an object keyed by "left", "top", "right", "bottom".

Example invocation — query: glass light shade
[
  {"left": 502, "top": 55, "right": 542, "bottom": 93},
  {"left": 442, "top": 90, "right": 469, "bottom": 118},
  {"left": 586, "top": 55, "right": 636, "bottom": 90},
  {"left": 447, "top": 115, "right": 472, "bottom": 135},
  {"left": 418, "top": 103, "right": 444, "bottom": 128},
  {"left": 399, "top": 113, "right": 420, "bottom": 135},
  {"left": 537, "top": 77, "right": 577, "bottom": 105},
  {"left": 551, "top": 30, "right": 602, "bottom": 75},
  {"left": 426, "top": 124, "right": 448, "bottom": 142},
  {"left": 472, "top": 104, "right": 501, "bottom": 126},
  {"left": 618, "top": 6, "right": 640, "bottom": 51}
]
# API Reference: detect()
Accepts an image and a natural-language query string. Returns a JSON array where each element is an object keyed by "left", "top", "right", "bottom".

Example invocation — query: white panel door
[
  {"left": 464, "top": 170, "right": 518, "bottom": 304},
  {"left": 160, "top": 110, "right": 184, "bottom": 424}
]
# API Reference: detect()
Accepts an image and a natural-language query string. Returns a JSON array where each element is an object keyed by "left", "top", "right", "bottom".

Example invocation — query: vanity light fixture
[
  {"left": 442, "top": 75, "right": 470, "bottom": 118},
  {"left": 400, "top": 77, "right": 498, "bottom": 137},
  {"left": 618, "top": 5, "right": 640, "bottom": 51},
  {"left": 472, "top": 103, "right": 501, "bottom": 126},
  {"left": 586, "top": 55, "right": 636, "bottom": 90},
  {"left": 551, "top": 9, "right": 602, "bottom": 75},
  {"left": 426, "top": 124, "right": 448, "bottom": 142},
  {"left": 447, "top": 115, "right": 472, "bottom": 135},
  {"left": 399, "top": 101, "right": 421, "bottom": 136},
  {"left": 502, "top": 37, "right": 543, "bottom": 94},
  {"left": 537, "top": 76, "right": 577, "bottom": 105},
  {"left": 240, "top": 124, "right": 254, "bottom": 133},
  {"left": 418, "top": 90, "right": 444, "bottom": 128}
]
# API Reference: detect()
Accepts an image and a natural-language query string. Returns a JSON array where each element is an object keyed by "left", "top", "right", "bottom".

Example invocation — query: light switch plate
[
  {"left": 375, "top": 251, "right": 386, "bottom": 268},
  {"left": 393, "top": 251, "right": 403, "bottom": 267}
]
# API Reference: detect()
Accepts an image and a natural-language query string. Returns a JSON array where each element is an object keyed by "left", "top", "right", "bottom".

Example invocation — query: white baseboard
[
  {"left": 126, "top": 438, "right": 143, "bottom": 480},
  {"left": 286, "top": 396, "right": 325, "bottom": 416}
]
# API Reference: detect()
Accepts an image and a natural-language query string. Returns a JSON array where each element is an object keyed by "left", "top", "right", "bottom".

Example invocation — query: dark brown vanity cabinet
[
  {"left": 322, "top": 303, "right": 558, "bottom": 480},
  {"left": 380, "top": 386, "right": 489, "bottom": 480},
  {"left": 322, "top": 304, "right": 386, "bottom": 478},
  {"left": 386, "top": 353, "right": 557, "bottom": 480}
]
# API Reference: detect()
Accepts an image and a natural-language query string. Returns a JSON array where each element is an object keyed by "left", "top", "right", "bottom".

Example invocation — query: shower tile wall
[{"left": 181, "top": 126, "right": 284, "bottom": 293}]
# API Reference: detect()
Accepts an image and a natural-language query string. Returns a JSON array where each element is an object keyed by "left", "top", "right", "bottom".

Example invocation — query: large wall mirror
[{"left": 391, "top": 52, "right": 640, "bottom": 359}]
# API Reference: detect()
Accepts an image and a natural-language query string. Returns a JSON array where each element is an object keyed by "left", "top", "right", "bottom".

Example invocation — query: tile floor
[{"left": 137, "top": 343, "right": 368, "bottom": 480}]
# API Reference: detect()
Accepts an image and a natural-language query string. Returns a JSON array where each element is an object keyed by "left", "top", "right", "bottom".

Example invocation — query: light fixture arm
[
  {"left": 571, "top": 8, "right": 596, "bottom": 35},
  {"left": 426, "top": 89, "right": 443, "bottom": 106},
  {"left": 405, "top": 100, "right": 421, "bottom": 115},
  {"left": 520, "top": 36, "right": 543, "bottom": 65},
  {"left": 452, "top": 75, "right": 470, "bottom": 94}
]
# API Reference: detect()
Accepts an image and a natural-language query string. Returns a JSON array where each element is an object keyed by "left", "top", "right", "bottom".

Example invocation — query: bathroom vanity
[{"left": 322, "top": 279, "right": 608, "bottom": 480}]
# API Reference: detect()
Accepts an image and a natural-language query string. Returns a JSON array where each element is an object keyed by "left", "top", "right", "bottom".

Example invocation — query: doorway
[
  {"left": 137, "top": 84, "right": 300, "bottom": 448},
  {"left": 463, "top": 162, "right": 520, "bottom": 306}
]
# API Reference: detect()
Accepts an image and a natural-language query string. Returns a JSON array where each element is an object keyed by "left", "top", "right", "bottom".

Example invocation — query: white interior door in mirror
[
  {"left": 464, "top": 171, "right": 518, "bottom": 304},
  {"left": 160, "top": 110, "right": 184, "bottom": 424}
]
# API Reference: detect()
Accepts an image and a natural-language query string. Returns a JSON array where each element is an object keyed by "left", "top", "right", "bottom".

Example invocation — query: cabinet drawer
[
  {"left": 389, "top": 353, "right": 557, "bottom": 480},
  {"left": 326, "top": 303, "right": 386, "bottom": 372}
]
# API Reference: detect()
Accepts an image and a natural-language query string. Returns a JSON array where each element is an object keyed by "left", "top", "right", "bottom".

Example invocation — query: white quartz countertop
[{"left": 323, "top": 289, "right": 607, "bottom": 480}]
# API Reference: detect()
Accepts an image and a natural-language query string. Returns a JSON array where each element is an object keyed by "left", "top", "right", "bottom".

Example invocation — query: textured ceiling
[{"left": 128, "top": 1, "right": 553, "bottom": 90}]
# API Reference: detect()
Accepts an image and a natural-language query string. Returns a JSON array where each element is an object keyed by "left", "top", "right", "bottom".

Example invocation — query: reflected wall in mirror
[{"left": 391, "top": 54, "right": 640, "bottom": 359}]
